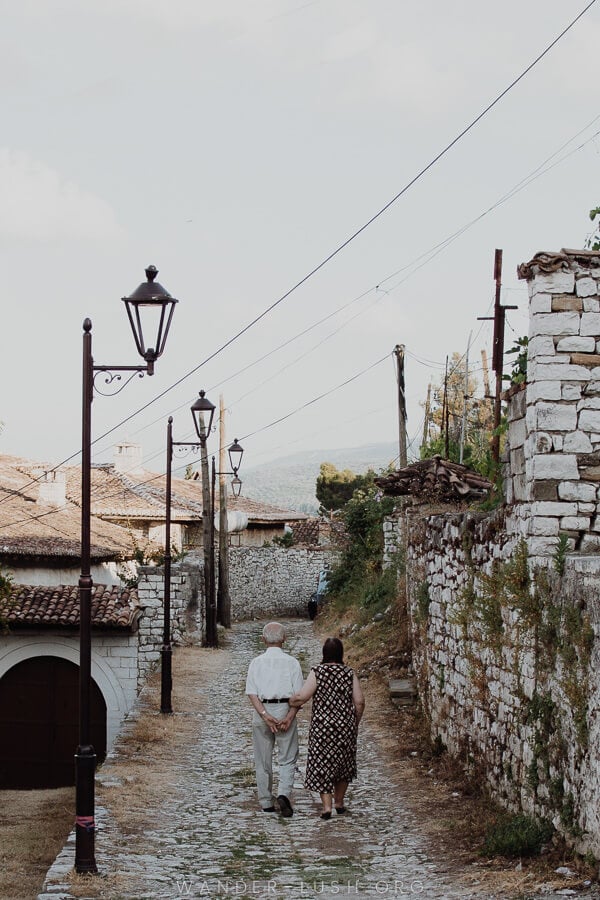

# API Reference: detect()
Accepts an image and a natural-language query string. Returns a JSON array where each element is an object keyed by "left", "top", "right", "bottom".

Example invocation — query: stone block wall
[
  {"left": 405, "top": 509, "right": 600, "bottom": 854},
  {"left": 136, "top": 558, "right": 204, "bottom": 690},
  {"left": 400, "top": 250, "right": 600, "bottom": 854},
  {"left": 228, "top": 546, "right": 335, "bottom": 619},
  {"left": 383, "top": 508, "right": 404, "bottom": 568},
  {"left": 509, "top": 250, "right": 600, "bottom": 564}
]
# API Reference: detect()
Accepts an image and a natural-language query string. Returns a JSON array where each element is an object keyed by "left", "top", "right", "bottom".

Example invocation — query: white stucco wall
[{"left": 7, "top": 561, "right": 122, "bottom": 587}]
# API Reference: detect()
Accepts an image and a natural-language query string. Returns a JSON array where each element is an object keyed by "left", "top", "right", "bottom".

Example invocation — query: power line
[
  {"left": 4, "top": 8, "right": 597, "bottom": 506},
  {"left": 110, "top": 105, "right": 600, "bottom": 459},
  {"left": 241, "top": 354, "right": 389, "bottom": 441},
  {"left": 66, "top": 0, "right": 597, "bottom": 452}
]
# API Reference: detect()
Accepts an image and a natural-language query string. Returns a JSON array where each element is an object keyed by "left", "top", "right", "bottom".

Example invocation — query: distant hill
[{"left": 241, "top": 442, "right": 398, "bottom": 514}]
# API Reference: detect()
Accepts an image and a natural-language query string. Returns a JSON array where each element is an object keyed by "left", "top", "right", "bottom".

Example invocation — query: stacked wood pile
[{"left": 375, "top": 455, "right": 492, "bottom": 501}]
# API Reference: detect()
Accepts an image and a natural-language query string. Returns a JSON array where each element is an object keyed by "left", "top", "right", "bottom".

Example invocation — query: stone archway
[
  {"left": 0, "top": 656, "right": 106, "bottom": 788},
  {"left": 0, "top": 637, "right": 131, "bottom": 749}
]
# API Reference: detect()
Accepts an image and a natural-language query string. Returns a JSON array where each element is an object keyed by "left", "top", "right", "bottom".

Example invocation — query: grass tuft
[{"left": 482, "top": 814, "right": 554, "bottom": 858}]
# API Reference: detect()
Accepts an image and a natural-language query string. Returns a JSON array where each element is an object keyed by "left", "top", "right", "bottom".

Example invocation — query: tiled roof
[
  {"left": 0, "top": 455, "right": 137, "bottom": 561},
  {"left": 0, "top": 583, "right": 139, "bottom": 630},
  {"left": 289, "top": 518, "right": 329, "bottom": 545},
  {"left": 0, "top": 537, "right": 119, "bottom": 563},
  {"left": 65, "top": 463, "right": 307, "bottom": 524}
]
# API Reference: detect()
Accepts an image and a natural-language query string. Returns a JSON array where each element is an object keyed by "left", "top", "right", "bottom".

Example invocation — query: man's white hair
[{"left": 262, "top": 622, "right": 285, "bottom": 645}]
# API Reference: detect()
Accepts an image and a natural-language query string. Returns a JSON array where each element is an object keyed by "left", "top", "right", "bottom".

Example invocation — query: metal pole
[
  {"left": 75, "top": 319, "right": 97, "bottom": 874},
  {"left": 491, "top": 249, "right": 503, "bottom": 464},
  {"left": 161, "top": 417, "right": 173, "bottom": 714}
]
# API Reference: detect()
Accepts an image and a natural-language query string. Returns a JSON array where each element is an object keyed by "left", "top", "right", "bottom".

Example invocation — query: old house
[
  {"left": 0, "top": 455, "right": 163, "bottom": 788},
  {"left": 62, "top": 442, "right": 308, "bottom": 550}
]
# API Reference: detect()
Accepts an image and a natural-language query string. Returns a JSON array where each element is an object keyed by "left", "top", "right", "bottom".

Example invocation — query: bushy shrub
[{"left": 482, "top": 814, "right": 553, "bottom": 858}]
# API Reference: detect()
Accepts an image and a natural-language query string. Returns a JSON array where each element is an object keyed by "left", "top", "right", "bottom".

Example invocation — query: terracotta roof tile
[
  {"left": 64, "top": 463, "right": 307, "bottom": 523},
  {"left": 0, "top": 455, "right": 138, "bottom": 560},
  {"left": 1, "top": 583, "right": 139, "bottom": 630}
]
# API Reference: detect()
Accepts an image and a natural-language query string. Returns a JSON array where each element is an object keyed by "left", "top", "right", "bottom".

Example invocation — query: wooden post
[
  {"left": 217, "top": 395, "right": 231, "bottom": 628},
  {"left": 478, "top": 250, "right": 517, "bottom": 464},
  {"left": 393, "top": 344, "right": 407, "bottom": 467},
  {"left": 199, "top": 427, "right": 215, "bottom": 646},
  {"left": 422, "top": 382, "right": 431, "bottom": 451}
]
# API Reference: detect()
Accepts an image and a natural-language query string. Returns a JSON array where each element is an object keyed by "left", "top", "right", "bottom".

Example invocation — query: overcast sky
[{"left": 2, "top": 0, "right": 600, "bottom": 477}]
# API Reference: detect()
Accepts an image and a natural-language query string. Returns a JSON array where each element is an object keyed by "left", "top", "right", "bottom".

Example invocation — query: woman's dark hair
[{"left": 322, "top": 637, "right": 344, "bottom": 664}]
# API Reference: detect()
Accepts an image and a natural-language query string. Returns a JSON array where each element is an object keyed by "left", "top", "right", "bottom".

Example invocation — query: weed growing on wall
[
  {"left": 0, "top": 566, "right": 14, "bottom": 633},
  {"left": 436, "top": 531, "right": 594, "bottom": 836}
]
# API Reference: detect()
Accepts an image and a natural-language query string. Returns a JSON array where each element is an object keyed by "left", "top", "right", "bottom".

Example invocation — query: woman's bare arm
[
  {"left": 289, "top": 670, "right": 317, "bottom": 706},
  {"left": 352, "top": 673, "right": 365, "bottom": 723}
]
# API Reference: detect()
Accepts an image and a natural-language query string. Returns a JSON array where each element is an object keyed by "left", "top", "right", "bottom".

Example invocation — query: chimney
[
  {"left": 37, "top": 470, "right": 67, "bottom": 507},
  {"left": 113, "top": 442, "right": 144, "bottom": 476}
]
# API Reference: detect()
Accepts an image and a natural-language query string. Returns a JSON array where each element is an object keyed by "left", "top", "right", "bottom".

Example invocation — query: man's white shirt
[{"left": 246, "top": 647, "right": 304, "bottom": 699}]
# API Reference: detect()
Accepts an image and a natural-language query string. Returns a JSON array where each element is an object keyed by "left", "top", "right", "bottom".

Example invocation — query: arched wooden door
[{"left": 0, "top": 656, "right": 106, "bottom": 788}]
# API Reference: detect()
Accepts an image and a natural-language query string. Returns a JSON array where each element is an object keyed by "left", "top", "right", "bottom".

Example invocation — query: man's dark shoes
[
  {"left": 262, "top": 806, "right": 276, "bottom": 812},
  {"left": 277, "top": 795, "right": 293, "bottom": 817}
]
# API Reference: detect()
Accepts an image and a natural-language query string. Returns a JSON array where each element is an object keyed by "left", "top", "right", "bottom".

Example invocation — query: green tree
[
  {"left": 315, "top": 462, "right": 376, "bottom": 513},
  {"left": 325, "top": 483, "right": 397, "bottom": 610},
  {"left": 421, "top": 351, "right": 494, "bottom": 475}
]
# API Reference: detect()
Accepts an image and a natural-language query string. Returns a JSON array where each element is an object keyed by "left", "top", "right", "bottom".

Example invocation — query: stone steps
[{"left": 389, "top": 677, "right": 416, "bottom": 707}]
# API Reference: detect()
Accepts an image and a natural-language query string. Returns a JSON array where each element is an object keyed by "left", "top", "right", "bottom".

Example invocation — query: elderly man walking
[{"left": 246, "top": 622, "right": 304, "bottom": 816}]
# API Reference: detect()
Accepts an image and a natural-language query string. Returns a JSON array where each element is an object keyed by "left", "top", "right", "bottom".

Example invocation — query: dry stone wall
[
  {"left": 508, "top": 250, "right": 600, "bottom": 564},
  {"left": 228, "top": 546, "right": 335, "bottom": 619},
  {"left": 136, "top": 559, "right": 203, "bottom": 690},
  {"left": 133, "top": 548, "right": 334, "bottom": 689},
  {"left": 406, "top": 511, "right": 600, "bottom": 855},
  {"left": 403, "top": 250, "right": 600, "bottom": 855}
]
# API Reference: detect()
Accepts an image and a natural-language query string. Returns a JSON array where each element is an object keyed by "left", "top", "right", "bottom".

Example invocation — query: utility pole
[
  {"left": 217, "top": 395, "right": 231, "bottom": 628},
  {"left": 481, "top": 347, "right": 494, "bottom": 431},
  {"left": 443, "top": 356, "right": 449, "bottom": 459},
  {"left": 477, "top": 249, "right": 517, "bottom": 464},
  {"left": 199, "top": 426, "right": 216, "bottom": 646},
  {"left": 422, "top": 382, "right": 431, "bottom": 449},
  {"left": 393, "top": 344, "right": 407, "bottom": 467},
  {"left": 481, "top": 348, "right": 491, "bottom": 400},
  {"left": 459, "top": 332, "right": 471, "bottom": 464}
]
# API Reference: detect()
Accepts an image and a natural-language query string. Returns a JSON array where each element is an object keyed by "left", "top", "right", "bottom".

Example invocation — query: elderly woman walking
[{"left": 290, "top": 637, "right": 365, "bottom": 819}]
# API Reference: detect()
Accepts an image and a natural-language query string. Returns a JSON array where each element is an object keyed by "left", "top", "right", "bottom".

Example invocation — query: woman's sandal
[
  {"left": 335, "top": 806, "right": 347, "bottom": 814},
  {"left": 320, "top": 811, "right": 332, "bottom": 820}
]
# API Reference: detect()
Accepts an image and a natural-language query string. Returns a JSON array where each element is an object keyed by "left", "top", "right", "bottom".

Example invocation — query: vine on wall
[{"left": 412, "top": 524, "right": 595, "bottom": 839}]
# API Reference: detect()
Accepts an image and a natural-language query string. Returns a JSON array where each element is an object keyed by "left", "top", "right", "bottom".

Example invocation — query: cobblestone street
[{"left": 39, "top": 620, "right": 585, "bottom": 899}]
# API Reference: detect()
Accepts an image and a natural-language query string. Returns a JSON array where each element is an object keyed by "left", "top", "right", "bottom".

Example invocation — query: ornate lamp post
[
  {"left": 211, "top": 439, "right": 245, "bottom": 631},
  {"left": 161, "top": 393, "right": 215, "bottom": 714},
  {"left": 76, "top": 266, "right": 177, "bottom": 874}
]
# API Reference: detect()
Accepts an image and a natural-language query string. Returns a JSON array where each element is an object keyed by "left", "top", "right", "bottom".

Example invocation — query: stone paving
[{"left": 39, "top": 620, "right": 595, "bottom": 900}]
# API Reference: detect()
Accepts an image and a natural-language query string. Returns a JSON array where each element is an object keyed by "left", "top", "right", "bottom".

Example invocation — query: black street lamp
[
  {"left": 211, "top": 440, "right": 244, "bottom": 630},
  {"left": 161, "top": 393, "right": 215, "bottom": 714},
  {"left": 76, "top": 267, "right": 177, "bottom": 875}
]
